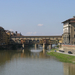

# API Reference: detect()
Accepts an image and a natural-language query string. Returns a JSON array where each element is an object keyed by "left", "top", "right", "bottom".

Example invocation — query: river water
[{"left": 0, "top": 45, "right": 75, "bottom": 75}]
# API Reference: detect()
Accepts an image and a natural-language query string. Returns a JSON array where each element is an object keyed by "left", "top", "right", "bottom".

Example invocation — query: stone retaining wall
[{"left": 62, "top": 45, "right": 75, "bottom": 54}]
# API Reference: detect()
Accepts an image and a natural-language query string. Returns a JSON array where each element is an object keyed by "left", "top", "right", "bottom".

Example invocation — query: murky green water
[{"left": 0, "top": 46, "right": 75, "bottom": 75}]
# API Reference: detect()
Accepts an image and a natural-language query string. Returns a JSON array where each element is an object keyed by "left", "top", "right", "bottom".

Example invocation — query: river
[{"left": 0, "top": 45, "right": 75, "bottom": 75}]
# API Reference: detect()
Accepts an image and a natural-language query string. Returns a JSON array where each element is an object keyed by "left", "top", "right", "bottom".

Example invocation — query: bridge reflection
[{"left": 0, "top": 48, "right": 75, "bottom": 75}]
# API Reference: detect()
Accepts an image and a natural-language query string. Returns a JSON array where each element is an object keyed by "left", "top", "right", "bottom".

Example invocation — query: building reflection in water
[
  {"left": 1, "top": 46, "right": 75, "bottom": 75},
  {"left": 0, "top": 45, "right": 60, "bottom": 66},
  {"left": 22, "top": 49, "right": 24, "bottom": 53},
  {"left": 63, "top": 63, "right": 75, "bottom": 75}
]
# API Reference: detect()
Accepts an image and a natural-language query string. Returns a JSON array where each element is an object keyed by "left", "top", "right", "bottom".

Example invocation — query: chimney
[
  {"left": 15, "top": 31, "right": 17, "bottom": 36},
  {"left": 73, "top": 16, "right": 75, "bottom": 18}
]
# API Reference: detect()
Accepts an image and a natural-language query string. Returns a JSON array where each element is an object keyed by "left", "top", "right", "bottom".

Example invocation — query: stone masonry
[{"left": 62, "top": 45, "right": 75, "bottom": 54}]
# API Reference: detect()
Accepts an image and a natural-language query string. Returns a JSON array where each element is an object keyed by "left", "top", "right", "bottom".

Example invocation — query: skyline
[{"left": 0, "top": 0, "right": 75, "bottom": 36}]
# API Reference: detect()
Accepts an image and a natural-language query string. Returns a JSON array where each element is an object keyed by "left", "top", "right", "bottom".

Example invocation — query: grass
[
  {"left": 47, "top": 48, "right": 75, "bottom": 64},
  {"left": 50, "top": 48, "right": 58, "bottom": 51}
]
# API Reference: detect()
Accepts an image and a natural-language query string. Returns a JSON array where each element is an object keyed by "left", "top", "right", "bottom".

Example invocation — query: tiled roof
[
  {"left": 69, "top": 21, "right": 75, "bottom": 23},
  {"left": 62, "top": 18, "right": 75, "bottom": 23}
]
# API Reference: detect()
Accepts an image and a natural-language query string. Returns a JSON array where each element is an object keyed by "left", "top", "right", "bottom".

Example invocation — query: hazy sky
[{"left": 0, "top": 0, "right": 75, "bottom": 36}]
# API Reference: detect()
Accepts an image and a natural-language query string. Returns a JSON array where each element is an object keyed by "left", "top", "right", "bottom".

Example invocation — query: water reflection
[
  {"left": 31, "top": 52, "right": 40, "bottom": 58},
  {"left": 22, "top": 49, "right": 24, "bottom": 53},
  {"left": 0, "top": 46, "right": 75, "bottom": 75},
  {"left": 63, "top": 63, "right": 75, "bottom": 75},
  {"left": 0, "top": 50, "right": 15, "bottom": 66},
  {"left": 0, "top": 46, "right": 49, "bottom": 65}
]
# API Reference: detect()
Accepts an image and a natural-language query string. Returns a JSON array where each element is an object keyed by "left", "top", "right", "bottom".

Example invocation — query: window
[{"left": 74, "top": 35, "right": 75, "bottom": 38}]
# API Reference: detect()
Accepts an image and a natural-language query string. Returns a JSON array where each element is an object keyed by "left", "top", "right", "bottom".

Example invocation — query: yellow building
[{"left": 0, "top": 27, "right": 10, "bottom": 45}]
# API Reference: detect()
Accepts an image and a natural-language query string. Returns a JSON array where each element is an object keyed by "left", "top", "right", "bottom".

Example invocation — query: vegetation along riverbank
[{"left": 47, "top": 48, "right": 75, "bottom": 64}]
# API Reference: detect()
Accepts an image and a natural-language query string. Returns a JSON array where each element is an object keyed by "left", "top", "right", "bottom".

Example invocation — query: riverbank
[{"left": 47, "top": 48, "right": 75, "bottom": 64}]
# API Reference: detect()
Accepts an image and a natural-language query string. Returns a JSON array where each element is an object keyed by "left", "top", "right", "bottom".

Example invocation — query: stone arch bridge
[{"left": 11, "top": 36, "right": 62, "bottom": 49}]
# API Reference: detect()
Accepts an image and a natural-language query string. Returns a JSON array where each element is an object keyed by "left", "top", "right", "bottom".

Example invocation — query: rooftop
[
  {"left": 11, "top": 35, "right": 62, "bottom": 38},
  {"left": 0, "top": 26, "right": 4, "bottom": 31},
  {"left": 62, "top": 17, "right": 75, "bottom": 23}
]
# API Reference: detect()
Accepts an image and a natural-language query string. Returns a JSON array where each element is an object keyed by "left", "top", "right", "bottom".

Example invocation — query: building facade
[
  {"left": 62, "top": 17, "right": 75, "bottom": 44},
  {"left": 0, "top": 27, "right": 10, "bottom": 45}
]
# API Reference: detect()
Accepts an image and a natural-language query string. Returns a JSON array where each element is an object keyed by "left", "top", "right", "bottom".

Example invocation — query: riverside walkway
[
  {"left": 57, "top": 51, "right": 75, "bottom": 56},
  {"left": 47, "top": 49, "right": 75, "bottom": 56}
]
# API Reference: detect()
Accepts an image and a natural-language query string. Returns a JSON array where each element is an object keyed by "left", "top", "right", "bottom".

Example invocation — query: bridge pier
[
  {"left": 35, "top": 44, "right": 38, "bottom": 49},
  {"left": 35, "top": 44, "right": 36, "bottom": 49},
  {"left": 43, "top": 43, "right": 45, "bottom": 49},
  {"left": 43, "top": 48, "right": 45, "bottom": 54},
  {"left": 49, "top": 44, "right": 52, "bottom": 49}
]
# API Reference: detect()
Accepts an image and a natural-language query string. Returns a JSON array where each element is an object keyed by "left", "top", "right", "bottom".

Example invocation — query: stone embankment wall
[{"left": 62, "top": 45, "right": 75, "bottom": 54}]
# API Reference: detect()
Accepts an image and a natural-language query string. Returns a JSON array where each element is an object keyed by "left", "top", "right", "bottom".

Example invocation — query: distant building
[
  {"left": 62, "top": 16, "right": 75, "bottom": 44},
  {"left": 0, "top": 27, "right": 10, "bottom": 45},
  {"left": 5, "top": 30, "right": 22, "bottom": 44},
  {"left": 5, "top": 30, "right": 22, "bottom": 36}
]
